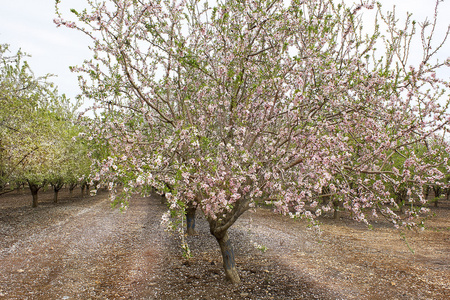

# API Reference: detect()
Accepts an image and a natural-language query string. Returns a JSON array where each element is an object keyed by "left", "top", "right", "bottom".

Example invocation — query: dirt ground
[{"left": 0, "top": 188, "right": 448, "bottom": 299}]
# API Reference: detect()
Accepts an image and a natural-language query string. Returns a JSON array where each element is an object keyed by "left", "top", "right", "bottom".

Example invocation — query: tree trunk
[
  {"left": 52, "top": 183, "right": 63, "bottom": 203},
  {"left": 332, "top": 199, "right": 340, "bottom": 219},
  {"left": 424, "top": 185, "right": 430, "bottom": 200},
  {"left": 28, "top": 183, "right": 40, "bottom": 208},
  {"left": 53, "top": 190, "right": 59, "bottom": 203},
  {"left": 32, "top": 192, "right": 38, "bottom": 208},
  {"left": 213, "top": 230, "right": 240, "bottom": 283},
  {"left": 186, "top": 203, "right": 197, "bottom": 236},
  {"left": 69, "top": 183, "right": 76, "bottom": 198},
  {"left": 16, "top": 182, "right": 24, "bottom": 194},
  {"left": 433, "top": 186, "right": 441, "bottom": 207}
]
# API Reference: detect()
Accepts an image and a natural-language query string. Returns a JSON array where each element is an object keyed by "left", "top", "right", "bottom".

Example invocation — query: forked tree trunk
[
  {"left": 28, "top": 183, "right": 40, "bottom": 208},
  {"left": 69, "top": 183, "right": 76, "bottom": 198},
  {"left": 186, "top": 203, "right": 197, "bottom": 236},
  {"left": 213, "top": 230, "right": 240, "bottom": 283},
  {"left": 52, "top": 183, "right": 64, "bottom": 203}
]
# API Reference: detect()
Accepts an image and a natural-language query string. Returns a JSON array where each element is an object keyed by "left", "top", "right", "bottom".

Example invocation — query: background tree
[
  {"left": 0, "top": 43, "right": 88, "bottom": 206},
  {"left": 0, "top": 44, "right": 45, "bottom": 194},
  {"left": 0, "top": 44, "right": 58, "bottom": 199},
  {"left": 57, "top": 0, "right": 450, "bottom": 283},
  {"left": 65, "top": 131, "right": 92, "bottom": 198},
  {"left": 425, "top": 138, "right": 450, "bottom": 207},
  {"left": 48, "top": 123, "right": 91, "bottom": 203}
]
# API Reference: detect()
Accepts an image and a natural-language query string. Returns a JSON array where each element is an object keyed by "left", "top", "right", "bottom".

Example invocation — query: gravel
[{"left": 1, "top": 188, "right": 448, "bottom": 299}]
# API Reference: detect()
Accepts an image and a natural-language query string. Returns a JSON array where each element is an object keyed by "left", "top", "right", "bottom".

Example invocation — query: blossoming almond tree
[{"left": 56, "top": 0, "right": 450, "bottom": 283}]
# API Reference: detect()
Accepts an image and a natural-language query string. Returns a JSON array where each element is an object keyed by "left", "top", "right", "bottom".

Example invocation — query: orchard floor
[{"left": 0, "top": 189, "right": 448, "bottom": 300}]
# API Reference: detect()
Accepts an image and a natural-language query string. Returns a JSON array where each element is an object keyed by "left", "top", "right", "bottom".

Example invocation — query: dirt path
[
  {"left": 0, "top": 190, "right": 166, "bottom": 299},
  {"left": 0, "top": 189, "right": 449, "bottom": 299},
  {"left": 239, "top": 209, "right": 449, "bottom": 299}
]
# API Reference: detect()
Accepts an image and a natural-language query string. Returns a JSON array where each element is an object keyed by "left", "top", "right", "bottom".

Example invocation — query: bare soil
[{"left": 0, "top": 188, "right": 448, "bottom": 299}]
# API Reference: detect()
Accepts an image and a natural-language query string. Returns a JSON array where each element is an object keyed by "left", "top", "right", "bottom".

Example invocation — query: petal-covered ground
[{"left": 0, "top": 189, "right": 448, "bottom": 299}]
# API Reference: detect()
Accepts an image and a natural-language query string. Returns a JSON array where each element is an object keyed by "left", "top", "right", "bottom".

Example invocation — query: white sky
[
  {"left": 0, "top": 1, "right": 92, "bottom": 104},
  {"left": 0, "top": 0, "right": 449, "bottom": 108}
]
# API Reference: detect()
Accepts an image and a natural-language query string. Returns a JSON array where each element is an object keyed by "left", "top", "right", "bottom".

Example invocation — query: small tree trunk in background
[
  {"left": 52, "top": 182, "right": 64, "bottom": 203},
  {"left": 53, "top": 190, "right": 59, "bottom": 203},
  {"left": 213, "top": 230, "right": 240, "bottom": 283},
  {"left": 333, "top": 199, "right": 340, "bottom": 219},
  {"left": 16, "top": 182, "right": 23, "bottom": 194},
  {"left": 69, "top": 183, "right": 76, "bottom": 198},
  {"left": 28, "top": 182, "right": 40, "bottom": 208},
  {"left": 424, "top": 185, "right": 430, "bottom": 200},
  {"left": 53, "top": 186, "right": 61, "bottom": 203},
  {"left": 32, "top": 192, "right": 38, "bottom": 208},
  {"left": 81, "top": 184, "right": 86, "bottom": 197},
  {"left": 186, "top": 203, "right": 197, "bottom": 236},
  {"left": 433, "top": 186, "right": 441, "bottom": 207}
]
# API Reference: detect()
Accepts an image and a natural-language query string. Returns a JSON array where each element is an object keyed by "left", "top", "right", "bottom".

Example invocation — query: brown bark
[
  {"left": 213, "top": 230, "right": 240, "bottom": 283},
  {"left": 424, "top": 185, "right": 430, "bottom": 200},
  {"left": 52, "top": 182, "right": 64, "bottom": 203},
  {"left": 68, "top": 183, "right": 77, "bottom": 198},
  {"left": 207, "top": 197, "right": 251, "bottom": 283},
  {"left": 32, "top": 192, "right": 38, "bottom": 208},
  {"left": 28, "top": 183, "right": 40, "bottom": 208},
  {"left": 186, "top": 203, "right": 197, "bottom": 236},
  {"left": 333, "top": 207, "right": 339, "bottom": 219},
  {"left": 433, "top": 186, "right": 441, "bottom": 207}
]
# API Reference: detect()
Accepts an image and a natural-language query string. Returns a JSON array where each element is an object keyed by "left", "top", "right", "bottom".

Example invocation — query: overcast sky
[{"left": 1, "top": 0, "right": 449, "bottom": 107}]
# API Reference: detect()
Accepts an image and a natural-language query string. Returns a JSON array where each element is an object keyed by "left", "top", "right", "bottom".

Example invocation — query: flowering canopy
[
  {"left": 0, "top": 44, "right": 88, "bottom": 205},
  {"left": 56, "top": 0, "right": 450, "bottom": 282}
]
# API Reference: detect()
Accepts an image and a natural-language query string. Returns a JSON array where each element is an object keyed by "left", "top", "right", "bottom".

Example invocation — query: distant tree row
[{"left": 0, "top": 44, "right": 92, "bottom": 207}]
